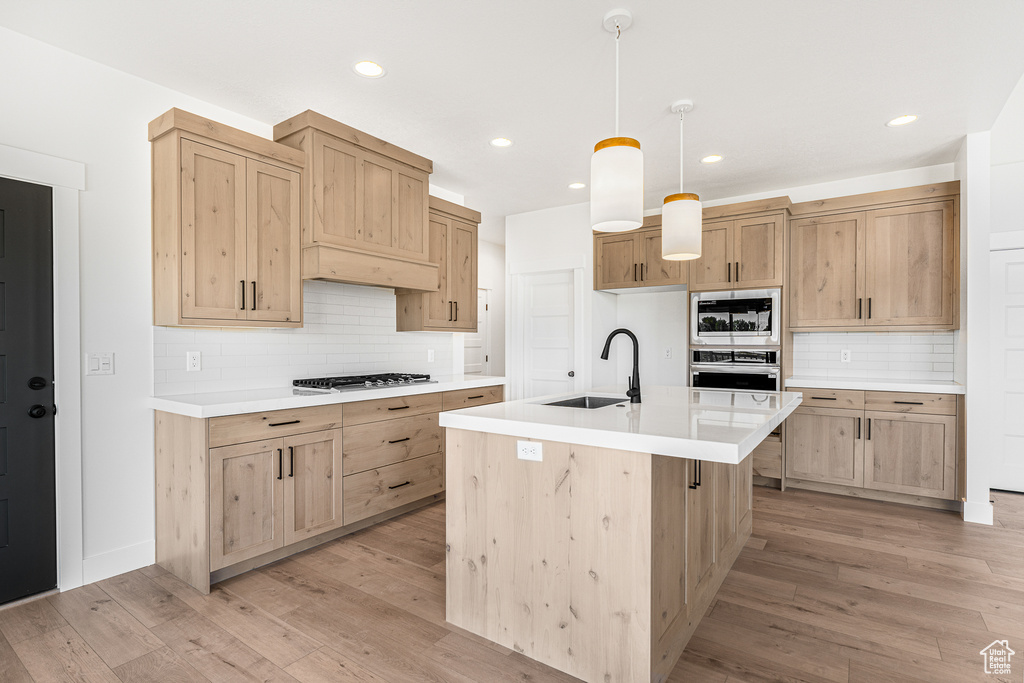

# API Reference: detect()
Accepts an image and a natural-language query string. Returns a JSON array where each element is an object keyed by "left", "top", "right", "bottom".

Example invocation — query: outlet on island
[{"left": 517, "top": 440, "right": 543, "bottom": 462}]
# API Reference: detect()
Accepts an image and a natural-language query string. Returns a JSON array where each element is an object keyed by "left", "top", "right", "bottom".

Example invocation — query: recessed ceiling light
[
  {"left": 353, "top": 61, "right": 386, "bottom": 78},
  {"left": 700, "top": 155, "right": 724, "bottom": 164},
  {"left": 569, "top": 182, "right": 586, "bottom": 189},
  {"left": 490, "top": 138, "right": 513, "bottom": 148},
  {"left": 886, "top": 114, "right": 918, "bottom": 127}
]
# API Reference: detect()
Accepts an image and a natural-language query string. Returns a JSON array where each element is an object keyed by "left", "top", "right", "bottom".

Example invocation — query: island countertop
[{"left": 439, "top": 385, "right": 802, "bottom": 464}]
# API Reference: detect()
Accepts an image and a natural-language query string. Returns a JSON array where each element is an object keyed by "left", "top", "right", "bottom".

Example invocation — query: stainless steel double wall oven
[{"left": 690, "top": 288, "right": 781, "bottom": 391}]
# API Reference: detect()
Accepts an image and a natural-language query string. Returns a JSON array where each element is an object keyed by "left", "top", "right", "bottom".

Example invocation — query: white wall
[
  {"left": 478, "top": 239, "right": 506, "bottom": 375},
  {"left": 991, "top": 72, "right": 1024, "bottom": 234}
]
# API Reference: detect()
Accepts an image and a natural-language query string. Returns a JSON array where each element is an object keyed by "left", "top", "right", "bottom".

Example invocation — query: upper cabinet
[
  {"left": 593, "top": 219, "right": 687, "bottom": 291},
  {"left": 789, "top": 190, "right": 958, "bottom": 331},
  {"left": 273, "top": 111, "right": 439, "bottom": 292},
  {"left": 396, "top": 196, "right": 480, "bottom": 331},
  {"left": 150, "top": 109, "right": 303, "bottom": 327},
  {"left": 688, "top": 213, "right": 785, "bottom": 292}
]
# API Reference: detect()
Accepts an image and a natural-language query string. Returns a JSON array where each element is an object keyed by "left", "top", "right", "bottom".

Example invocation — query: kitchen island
[{"left": 439, "top": 385, "right": 802, "bottom": 683}]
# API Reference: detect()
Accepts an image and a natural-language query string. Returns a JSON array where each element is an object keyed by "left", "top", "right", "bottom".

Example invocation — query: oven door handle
[{"left": 690, "top": 364, "right": 780, "bottom": 375}]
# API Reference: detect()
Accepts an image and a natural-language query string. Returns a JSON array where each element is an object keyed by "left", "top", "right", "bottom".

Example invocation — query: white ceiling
[{"left": 3, "top": 0, "right": 1024, "bottom": 244}]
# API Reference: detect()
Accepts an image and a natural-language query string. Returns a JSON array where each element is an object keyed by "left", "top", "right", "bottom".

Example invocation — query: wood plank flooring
[{"left": 2, "top": 487, "right": 1022, "bottom": 682}]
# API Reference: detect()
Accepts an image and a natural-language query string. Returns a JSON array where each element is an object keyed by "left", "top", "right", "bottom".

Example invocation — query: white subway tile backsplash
[
  {"left": 154, "top": 280, "right": 455, "bottom": 396},
  {"left": 792, "top": 331, "right": 956, "bottom": 382}
]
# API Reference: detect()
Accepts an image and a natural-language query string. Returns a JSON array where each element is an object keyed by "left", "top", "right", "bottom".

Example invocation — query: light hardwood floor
[{"left": 2, "top": 488, "right": 1022, "bottom": 682}]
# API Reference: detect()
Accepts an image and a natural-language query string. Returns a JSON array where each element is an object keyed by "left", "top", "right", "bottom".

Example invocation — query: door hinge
[
  {"left": 485, "top": 304, "right": 489, "bottom": 311},
  {"left": 53, "top": 404, "right": 58, "bottom": 416},
  {"left": 485, "top": 355, "right": 489, "bottom": 362}
]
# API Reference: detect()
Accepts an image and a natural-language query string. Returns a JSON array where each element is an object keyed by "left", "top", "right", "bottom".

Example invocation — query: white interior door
[
  {"left": 520, "top": 270, "right": 578, "bottom": 399},
  {"left": 991, "top": 247, "right": 1024, "bottom": 492},
  {"left": 464, "top": 289, "right": 489, "bottom": 375}
]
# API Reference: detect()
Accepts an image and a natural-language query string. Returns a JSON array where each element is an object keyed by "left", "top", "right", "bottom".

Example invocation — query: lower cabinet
[
  {"left": 783, "top": 390, "right": 959, "bottom": 503},
  {"left": 156, "top": 384, "right": 505, "bottom": 593}
]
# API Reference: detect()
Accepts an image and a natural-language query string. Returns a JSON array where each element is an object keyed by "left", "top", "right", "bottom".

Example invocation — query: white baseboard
[
  {"left": 81, "top": 540, "right": 155, "bottom": 585},
  {"left": 961, "top": 498, "right": 995, "bottom": 525}
]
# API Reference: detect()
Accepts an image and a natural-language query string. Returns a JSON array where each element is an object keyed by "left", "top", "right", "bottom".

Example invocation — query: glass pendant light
[
  {"left": 662, "top": 100, "right": 702, "bottom": 260},
  {"left": 591, "top": 9, "right": 643, "bottom": 233}
]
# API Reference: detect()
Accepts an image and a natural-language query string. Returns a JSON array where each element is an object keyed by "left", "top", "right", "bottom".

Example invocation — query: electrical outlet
[
  {"left": 663, "top": 346, "right": 673, "bottom": 359},
  {"left": 840, "top": 349, "right": 852, "bottom": 364},
  {"left": 517, "top": 440, "right": 543, "bottom": 462},
  {"left": 187, "top": 351, "right": 202, "bottom": 372},
  {"left": 427, "top": 349, "right": 435, "bottom": 363}
]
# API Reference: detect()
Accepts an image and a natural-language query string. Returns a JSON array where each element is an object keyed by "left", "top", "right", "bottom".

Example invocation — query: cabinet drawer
[
  {"left": 751, "top": 438, "right": 782, "bottom": 479},
  {"left": 343, "top": 452, "right": 444, "bottom": 524},
  {"left": 343, "top": 392, "right": 443, "bottom": 427},
  {"left": 864, "top": 391, "right": 956, "bottom": 416},
  {"left": 795, "top": 389, "right": 865, "bottom": 410},
  {"left": 209, "top": 404, "right": 344, "bottom": 447},
  {"left": 343, "top": 413, "right": 442, "bottom": 475},
  {"left": 442, "top": 385, "right": 504, "bottom": 410}
]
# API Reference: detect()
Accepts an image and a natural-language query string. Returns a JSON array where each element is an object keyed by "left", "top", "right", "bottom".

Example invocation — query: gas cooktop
[{"left": 292, "top": 373, "right": 435, "bottom": 392}]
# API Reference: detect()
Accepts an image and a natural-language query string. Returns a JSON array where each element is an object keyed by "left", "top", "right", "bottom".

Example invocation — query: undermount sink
[{"left": 544, "top": 396, "right": 626, "bottom": 409}]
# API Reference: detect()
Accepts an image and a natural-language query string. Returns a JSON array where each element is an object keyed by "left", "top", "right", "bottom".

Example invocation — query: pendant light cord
[
  {"left": 615, "top": 22, "right": 621, "bottom": 137},
  {"left": 679, "top": 110, "right": 685, "bottom": 191}
]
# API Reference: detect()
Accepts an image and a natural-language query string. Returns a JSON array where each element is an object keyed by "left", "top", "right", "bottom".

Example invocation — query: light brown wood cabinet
[
  {"left": 593, "top": 223, "right": 687, "bottom": 291},
  {"left": 156, "top": 385, "right": 504, "bottom": 593},
  {"left": 789, "top": 198, "right": 957, "bottom": 330},
  {"left": 784, "top": 389, "right": 959, "bottom": 503},
  {"left": 396, "top": 197, "right": 480, "bottom": 331},
  {"left": 273, "top": 111, "right": 439, "bottom": 292},
  {"left": 688, "top": 213, "right": 784, "bottom": 292},
  {"left": 150, "top": 109, "right": 303, "bottom": 327}
]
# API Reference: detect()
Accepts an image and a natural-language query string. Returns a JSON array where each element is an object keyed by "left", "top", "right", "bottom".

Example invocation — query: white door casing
[
  {"left": 464, "top": 289, "right": 489, "bottom": 375},
  {"left": 991, "top": 243, "right": 1024, "bottom": 492}
]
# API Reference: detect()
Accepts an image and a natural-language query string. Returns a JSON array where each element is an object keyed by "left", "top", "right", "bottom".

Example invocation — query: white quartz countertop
[
  {"left": 439, "top": 385, "right": 803, "bottom": 465},
  {"left": 785, "top": 376, "right": 965, "bottom": 395},
  {"left": 150, "top": 375, "right": 507, "bottom": 419}
]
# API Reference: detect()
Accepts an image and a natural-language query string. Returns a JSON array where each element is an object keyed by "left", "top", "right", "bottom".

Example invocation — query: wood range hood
[{"left": 273, "top": 110, "right": 440, "bottom": 293}]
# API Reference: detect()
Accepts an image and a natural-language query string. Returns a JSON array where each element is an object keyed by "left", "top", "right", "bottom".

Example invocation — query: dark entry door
[{"left": 0, "top": 176, "right": 56, "bottom": 604}]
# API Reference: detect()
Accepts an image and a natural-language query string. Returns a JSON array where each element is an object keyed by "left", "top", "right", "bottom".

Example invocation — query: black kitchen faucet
[{"left": 600, "top": 328, "right": 641, "bottom": 404}]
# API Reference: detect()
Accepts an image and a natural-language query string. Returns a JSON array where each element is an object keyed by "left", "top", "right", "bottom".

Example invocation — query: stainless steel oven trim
[{"left": 690, "top": 288, "right": 781, "bottom": 346}]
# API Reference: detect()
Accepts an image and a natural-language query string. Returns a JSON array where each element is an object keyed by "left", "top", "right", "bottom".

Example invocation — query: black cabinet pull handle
[
  {"left": 868, "top": 297, "right": 872, "bottom": 319},
  {"left": 735, "top": 261, "right": 740, "bottom": 282},
  {"left": 28, "top": 376, "right": 48, "bottom": 390},
  {"left": 388, "top": 405, "right": 410, "bottom": 411},
  {"left": 454, "top": 301, "right": 458, "bottom": 322},
  {"left": 867, "top": 418, "right": 872, "bottom": 440},
  {"left": 28, "top": 404, "right": 47, "bottom": 419},
  {"left": 727, "top": 262, "right": 731, "bottom": 282},
  {"left": 689, "top": 460, "right": 702, "bottom": 489},
  {"left": 388, "top": 481, "right": 412, "bottom": 490},
  {"left": 251, "top": 281, "right": 257, "bottom": 311},
  {"left": 858, "top": 298, "right": 862, "bottom": 319},
  {"left": 240, "top": 280, "right": 246, "bottom": 310},
  {"left": 277, "top": 449, "right": 283, "bottom": 480},
  {"left": 289, "top": 446, "right": 294, "bottom": 477},
  {"left": 894, "top": 401, "right": 924, "bottom": 405},
  {"left": 388, "top": 437, "right": 410, "bottom": 444},
  {"left": 634, "top": 263, "right": 638, "bottom": 282},
  {"left": 811, "top": 396, "right": 837, "bottom": 401},
  {"left": 449, "top": 301, "right": 453, "bottom": 321},
  {"left": 467, "top": 395, "right": 484, "bottom": 400},
  {"left": 640, "top": 263, "right": 645, "bottom": 281},
  {"left": 857, "top": 417, "right": 861, "bottom": 439},
  {"left": 268, "top": 420, "right": 300, "bottom": 427}
]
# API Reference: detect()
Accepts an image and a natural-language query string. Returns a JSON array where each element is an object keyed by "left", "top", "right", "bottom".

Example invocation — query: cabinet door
[
  {"left": 594, "top": 233, "right": 639, "bottom": 289},
  {"left": 180, "top": 139, "right": 248, "bottom": 321},
  {"left": 423, "top": 216, "right": 451, "bottom": 327},
  {"left": 864, "top": 201, "right": 955, "bottom": 326},
  {"left": 450, "top": 219, "right": 478, "bottom": 330},
  {"left": 789, "top": 213, "right": 865, "bottom": 328},
  {"left": 640, "top": 229, "right": 686, "bottom": 286},
  {"left": 864, "top": 412, "right": 956, "bottom": 499},
  {"left": 360, "top": 152, "right": 396, "bottom": 252},
  {"left": 686, "top": 460, "right": 716, "bottom": 602},
  {"left": 785, "top": 407, "right": 864, "bottom": 487},
  {"left": 688, "top": 221, "right": 732, "bottom": 291},
  {"left": 714, "top": 462, "right": 736, "bottom": 556},
  {"left": 733, "top": 214, "right": 784, "bottom": 287},
  {"left": 283, "top": 430, "right": 344, "bottom": 545},
  {"left": 210, "top": 438, "right": 284, "bottom": 571},
  {"left": 247, "top": 160, "right": 301, "bottom": 323},
  {"left": 312, "top": 132, "right": 359, "bottom": 247},
  {"left": 394, "top": 167, "right": 429, "bottom": 260}
]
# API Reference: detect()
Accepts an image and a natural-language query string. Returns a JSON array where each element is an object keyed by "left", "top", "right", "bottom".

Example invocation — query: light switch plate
[
  {"left": 85, "top": 352, "right": 114, "bottom": 376},
  {"left": 517, "top": 440, "right": 542, "bottom": 462},
  {"left": 427, "top": 349, "right": 435, "bottom": 363}
]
